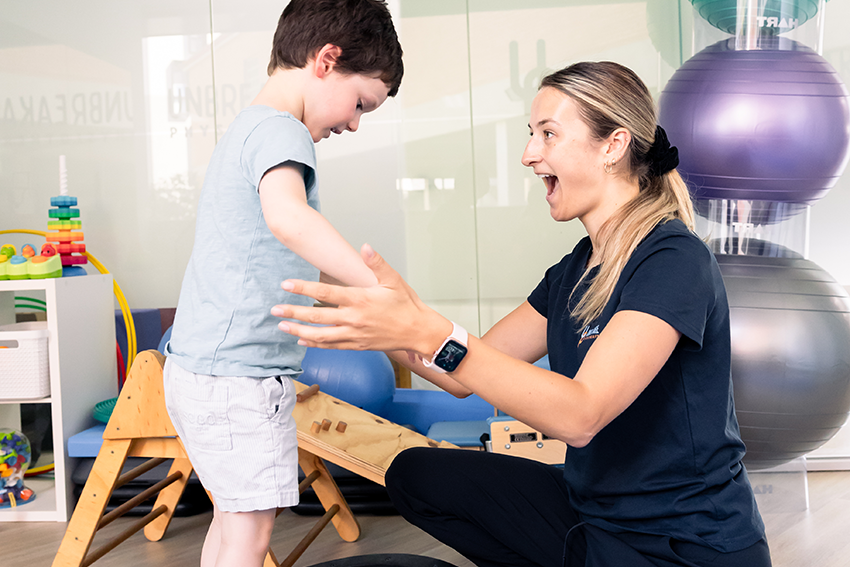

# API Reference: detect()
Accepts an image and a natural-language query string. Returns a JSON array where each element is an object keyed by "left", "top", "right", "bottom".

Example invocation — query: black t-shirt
[{"left": 527, "top": 219, "right": 765, "bottom": 552}]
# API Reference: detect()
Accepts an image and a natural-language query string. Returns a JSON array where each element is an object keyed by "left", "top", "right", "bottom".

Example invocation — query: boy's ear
[{"left": 314, "top": 43, "right": 343, "bottom": 78}]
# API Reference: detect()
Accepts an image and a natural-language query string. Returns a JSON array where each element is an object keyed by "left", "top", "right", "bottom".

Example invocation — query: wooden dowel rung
[
  {"left": 114, "top": 457, "right": 168, "bottom": 490},
  {"left": 298, "top": 470, "right": 322, "bottom": 494},
  {"left": 279, "top": 504, "right": 340, "bottom": 567},
  {"left": 296, "top": 384, "right": 320, "bottom": 402},
  {"left": 82, "top": 505, "right": 169, "bottom": 567},
  {"left": 97, "top": 471, "right": 183, "bottom": 530}
]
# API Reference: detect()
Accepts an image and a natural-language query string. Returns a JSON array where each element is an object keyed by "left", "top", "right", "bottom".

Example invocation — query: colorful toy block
[
  {"left": 0, "top": 243, "right": 63, "bottom": 280},
  {"left": 47, "top": 195, "right": 87, "bottom": 270},
  {"left": 0, "top": 244, "right": 14, "bottom": 262},
  {"left": 27, "top": 254, "right": 63, "bottom": 279}
]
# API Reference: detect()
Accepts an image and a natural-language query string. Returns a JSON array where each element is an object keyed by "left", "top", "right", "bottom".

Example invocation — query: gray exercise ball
[{"left": 716, "top": 250, "right": 850, "bottom": 470}]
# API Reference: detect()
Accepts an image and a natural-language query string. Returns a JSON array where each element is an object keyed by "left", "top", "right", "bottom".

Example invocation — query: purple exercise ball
[{"left": 659, "top": 38, "right": 850, "bottom": 220}]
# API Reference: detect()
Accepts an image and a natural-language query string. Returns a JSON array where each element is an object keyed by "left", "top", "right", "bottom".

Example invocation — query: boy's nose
[{"left": 347, "top": 115, "right": 361, "bottom": 132}]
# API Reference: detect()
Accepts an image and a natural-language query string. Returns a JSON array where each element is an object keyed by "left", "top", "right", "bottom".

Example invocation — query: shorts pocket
[
  {"left": 266, "top": 376, "right": 295, "bottom": 423},
  {"left": 176, "top": 383, "right": 233, "bottom": 452}
]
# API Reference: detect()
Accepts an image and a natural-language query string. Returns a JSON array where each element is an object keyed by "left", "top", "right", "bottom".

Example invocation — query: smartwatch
[{"left": 422, "top": 322, "right": 469, "bottom": 373}]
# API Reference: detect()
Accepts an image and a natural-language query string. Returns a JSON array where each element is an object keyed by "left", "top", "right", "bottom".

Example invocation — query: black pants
[{"left": 384, "top": 448, "right": 772, "bottom": 567}]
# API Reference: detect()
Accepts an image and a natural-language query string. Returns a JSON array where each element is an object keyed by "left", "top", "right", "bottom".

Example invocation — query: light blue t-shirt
[{"left": 167, "top": 105, "right": 320, "bottom": 377}]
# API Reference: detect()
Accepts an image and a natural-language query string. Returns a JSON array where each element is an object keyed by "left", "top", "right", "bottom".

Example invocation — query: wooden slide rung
[
  {"left": 278, "top": 504, "right": 341, "bottom": 567},
  {"left": 299, "top": 469, "right": 322, "bottom": 494},
  {"left": 114, "top": 458, "right": 168, "bottom": 490},
  {"left": 271, "top": 467, "right": 329, "bottom": 524},
  {"left": 98, "top": 472, "right": 183, "bottom": 530},
  {"left": 83, "top": 505, "right": 169, "bottom": 567}
]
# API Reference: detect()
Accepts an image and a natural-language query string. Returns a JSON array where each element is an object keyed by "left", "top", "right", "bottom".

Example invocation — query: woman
[{"left": 271, "top": 61, "right": 771, "bottom": 567}]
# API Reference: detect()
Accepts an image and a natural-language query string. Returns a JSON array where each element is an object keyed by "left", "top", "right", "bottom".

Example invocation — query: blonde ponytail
[{"left": 571, "top": 170, "right": 694, "bottom": 328}]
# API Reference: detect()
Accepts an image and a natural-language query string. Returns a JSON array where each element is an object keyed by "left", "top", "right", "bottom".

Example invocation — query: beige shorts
[{"left": 163, "top": 357, "right": 299, "bottom": 512}]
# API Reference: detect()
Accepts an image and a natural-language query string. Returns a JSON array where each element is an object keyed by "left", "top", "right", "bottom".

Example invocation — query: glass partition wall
[{"left": 3, "top": 1, "right": 850, "bottom": 392}]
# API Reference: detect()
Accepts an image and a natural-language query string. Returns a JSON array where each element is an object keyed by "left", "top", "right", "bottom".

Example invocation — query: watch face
[{"left": 435, "top": 340, "right": 468, "bottom": 372}]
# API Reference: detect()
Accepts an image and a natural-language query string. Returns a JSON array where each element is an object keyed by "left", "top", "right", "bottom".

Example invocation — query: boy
[{"left": 163, "top": 1, "right": 403, "bottom": 566}]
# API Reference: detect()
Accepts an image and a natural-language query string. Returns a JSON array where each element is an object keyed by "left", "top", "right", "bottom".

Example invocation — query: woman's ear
[
  {"left": 605, "top": 127, "right": 631, "bottom": 163},
  {"left": 313, "top": 43, "right": 343, "bottom": 78}
]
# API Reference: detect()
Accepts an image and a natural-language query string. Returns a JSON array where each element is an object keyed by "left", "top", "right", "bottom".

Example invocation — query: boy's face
[{"left": 305, "top": 71, "right": 390, "bottom": 143}]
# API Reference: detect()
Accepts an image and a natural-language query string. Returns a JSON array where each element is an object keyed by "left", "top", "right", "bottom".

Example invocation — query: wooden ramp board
[{"left": 293, "top": 381, "right": 456, "bottom": 486}]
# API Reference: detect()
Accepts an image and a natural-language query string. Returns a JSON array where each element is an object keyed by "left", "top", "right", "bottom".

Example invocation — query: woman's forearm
[{"left": 385, "top": 350, "right": 474, "bottom": 398}]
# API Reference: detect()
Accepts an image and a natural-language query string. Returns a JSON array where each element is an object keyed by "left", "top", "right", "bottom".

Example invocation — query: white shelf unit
[{"left": 0, "top": 274, "right": 116, "bottom": 521}]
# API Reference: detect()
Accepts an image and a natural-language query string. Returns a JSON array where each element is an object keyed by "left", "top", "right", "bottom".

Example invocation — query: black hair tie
[{"left": 647, "top": 125, "right": 679, "bottom": 177}]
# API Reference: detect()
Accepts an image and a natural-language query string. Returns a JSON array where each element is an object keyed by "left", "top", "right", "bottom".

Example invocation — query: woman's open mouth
[{"left": 539, "top": 174, "right": 558, "bottom": 198}]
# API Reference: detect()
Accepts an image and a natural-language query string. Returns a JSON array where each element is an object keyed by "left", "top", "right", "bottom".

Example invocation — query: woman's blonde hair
[{"left": 539, "top": 62, "right": 695, "bottom": 327}]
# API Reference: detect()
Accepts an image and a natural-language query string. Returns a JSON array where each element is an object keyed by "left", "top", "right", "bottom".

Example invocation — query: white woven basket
[{"left": 0, "top": 321, "right": 50, "bottom": 399}]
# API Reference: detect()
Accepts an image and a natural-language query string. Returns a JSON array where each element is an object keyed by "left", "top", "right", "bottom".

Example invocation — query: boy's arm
[{"left": 259, "top": 163, "right": 378, "bottom": 287}]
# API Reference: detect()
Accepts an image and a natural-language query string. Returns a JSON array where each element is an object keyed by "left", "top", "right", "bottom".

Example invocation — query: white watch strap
[{"left": 423, "top": 322, "right": 468, "bottom": 372}]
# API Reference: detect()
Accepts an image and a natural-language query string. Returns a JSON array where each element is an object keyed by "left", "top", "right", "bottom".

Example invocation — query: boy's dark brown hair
[{"left": 268, "top": 0, "right": 404, "bottom": 97}]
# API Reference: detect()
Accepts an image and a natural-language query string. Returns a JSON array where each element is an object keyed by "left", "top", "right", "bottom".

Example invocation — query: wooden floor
[{"left": 8, "top": 470, "right": 850, "bottom": 567}]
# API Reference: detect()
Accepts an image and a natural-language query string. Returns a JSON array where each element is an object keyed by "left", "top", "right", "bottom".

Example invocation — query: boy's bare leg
[
  {"left": 200, "top": 503, "right": 222, "bottom": 567},
  {"left": 202, "top": 503, "right": 276, "bottom": 567}
]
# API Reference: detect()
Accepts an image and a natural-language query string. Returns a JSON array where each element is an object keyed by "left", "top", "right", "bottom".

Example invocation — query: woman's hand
[{"left": 271, "top": 244, "right": 452, "bottom": 357}]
